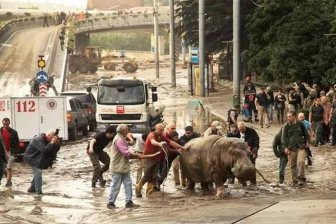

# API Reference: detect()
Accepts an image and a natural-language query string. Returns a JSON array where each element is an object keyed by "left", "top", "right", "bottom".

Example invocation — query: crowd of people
[
  {"left": 242, "top": 77, "right": 336, "bottom": 147},
  {"left": 83, "top": 115, "right": 261, "bottom": 209},
  {"left": 1, "top": 78, "right": 336, "bottom": 209},
  {"left": 86, "top": 78, "right": 336, "bottom": 208}
]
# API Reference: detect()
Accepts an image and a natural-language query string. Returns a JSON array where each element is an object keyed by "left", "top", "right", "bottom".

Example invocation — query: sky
[{"left": 1, "top": 0, "right": 88, "bottom": 10}]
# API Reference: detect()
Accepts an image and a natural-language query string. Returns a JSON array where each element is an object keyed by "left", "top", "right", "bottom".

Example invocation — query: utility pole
[
  {"left": 169, "top": 0, "right": 176, "bottom": 87},
  {"left": 153, "top": 0, "right": 160, "bottom": 78},
  {"left": 233, "top": 0, "right": 240, "bottom": 108},
  {"left": 199, "top": 0, "right": 205, "bottom": 97}
]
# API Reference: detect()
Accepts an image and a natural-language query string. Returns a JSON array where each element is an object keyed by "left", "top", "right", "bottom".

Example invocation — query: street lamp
[
  {"left": 153, "top": 0, "right": 160, "bottom": 78},
  {"left": 169, "top": 0, "right": 176, "bottom": 87},
  {"left": 199, "top": 0, "right": 205, "bottom": 97},
  {"left": 233, "top": 0, "right": 240, "bottom": 109}
]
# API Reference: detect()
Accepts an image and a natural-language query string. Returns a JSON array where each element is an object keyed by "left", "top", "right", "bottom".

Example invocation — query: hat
[{"left": 211, "top": 121, "right": 222, "bottom": 130}]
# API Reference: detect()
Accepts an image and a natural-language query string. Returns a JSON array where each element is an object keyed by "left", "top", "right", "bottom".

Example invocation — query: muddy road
[
  {"left": 0, "top": 26, "right": 60, "bottom": 97},
  {"left": 1, "top": 66, "right": 336, "bottom": 223}
]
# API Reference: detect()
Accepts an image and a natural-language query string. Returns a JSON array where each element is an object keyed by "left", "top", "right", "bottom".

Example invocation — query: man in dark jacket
[
  {"left": 0, "top": 118, "right": 19, "bottom": 187},
  {"left": 23, "top": 130, "right": 60, "bottom": 194},
  {"left": 174, "top": 125, "right": 200, "bottom": 187},
  {"left": 238, "top": 121, "right": 260, "bottom": 166},
  {"left": 255, "top": 87, "right": 270, "bottom": 128},
  {"left": 243, "top": 77, "right": 258, "bottom": 122},
  {"left": 228, "top": 121, "right": 259, "bottom": 185},
  {"left": 309, "top": 97, "right": 324, "bottom": 147},
  {"left": 273, "top": 127, "right": 287, "bottom": 184},
  {"left": 87, "top": 126, "right": 116, "bottom": 188},
  {"left": 282, "top": 110, "right": 309, "bottom": 187},
  {"left": 180, "top": 126, "right": 201, "bottom": 145}
]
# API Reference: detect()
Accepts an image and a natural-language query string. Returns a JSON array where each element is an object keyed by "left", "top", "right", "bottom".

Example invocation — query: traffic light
[{"left": 38, "top": 55, "right": 46, "bottom": 69}]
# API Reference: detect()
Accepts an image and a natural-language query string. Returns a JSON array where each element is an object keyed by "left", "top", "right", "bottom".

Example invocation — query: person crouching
[{"left": 23, "top": 130, "right": 61, "bottom": 195}]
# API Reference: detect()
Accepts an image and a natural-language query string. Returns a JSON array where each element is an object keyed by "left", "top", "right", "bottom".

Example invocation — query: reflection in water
[{"left": 163, "top": 101, "right": 225, "bottom": 134}]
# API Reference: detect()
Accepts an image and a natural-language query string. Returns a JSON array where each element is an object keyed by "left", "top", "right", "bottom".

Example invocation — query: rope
[{"left": 160, "top": 145, "right": 170, "bottom": 201}]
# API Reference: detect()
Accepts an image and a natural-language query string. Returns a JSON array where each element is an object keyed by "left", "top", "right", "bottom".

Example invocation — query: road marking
[
  {"left": 0, "top": 29, "right": 25, "bottom": 51},
  {"left": 0, "top": 43, "right": 14, "bottom": 48}
]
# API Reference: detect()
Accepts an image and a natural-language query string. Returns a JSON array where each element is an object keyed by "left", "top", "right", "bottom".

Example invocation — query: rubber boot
[
  {"left": 146, "top": 182, "right": 155, "bottom": 196},
  {"left": 135, "top": 181, "right": 144, "bottom": 198}
]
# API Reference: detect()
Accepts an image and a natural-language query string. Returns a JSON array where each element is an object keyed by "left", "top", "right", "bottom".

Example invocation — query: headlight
[
  {"left": 135, "top": 124, "right": 147, "bottom": 129},
  {"left": 96, "top": 123, "right": 109, "bottom": 130}
]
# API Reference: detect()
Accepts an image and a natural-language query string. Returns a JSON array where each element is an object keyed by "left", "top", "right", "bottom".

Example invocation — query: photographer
[{"left": 23, "top": 129, "right": 61, "bottom": 195}]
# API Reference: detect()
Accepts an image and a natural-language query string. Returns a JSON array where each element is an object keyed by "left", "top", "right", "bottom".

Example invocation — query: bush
[
  {"left": 6, "top": 12, "right": 13, "bottom": 17},
  {"left": 24, "top": 12, "right": 31, "bottom": 17}
]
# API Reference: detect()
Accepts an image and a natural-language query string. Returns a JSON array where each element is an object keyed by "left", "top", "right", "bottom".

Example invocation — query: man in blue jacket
[{"left": 23, "top": 130, "right": 60, "bottom": 194}]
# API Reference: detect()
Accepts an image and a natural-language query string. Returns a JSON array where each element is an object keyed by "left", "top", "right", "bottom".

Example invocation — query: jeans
[
  {"left": 266, "top": 104, "right": 273, "bottom": 123},
  {"left": 30, "top": 166, "right": 42, "bottom": 193},
  {"left": 276, "top": 107, "right": 285, "bottom": 123},
  {"left": 108, "top": 172, "right": 132, "bottom": 204},
  {"left": 279, "top": 156, "right": 288, "bottom": 183}
]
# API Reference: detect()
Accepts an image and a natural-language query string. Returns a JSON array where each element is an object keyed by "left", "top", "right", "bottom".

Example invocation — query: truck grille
[{"left": 100, "top": 114, "right": 142, "bottom": 120}]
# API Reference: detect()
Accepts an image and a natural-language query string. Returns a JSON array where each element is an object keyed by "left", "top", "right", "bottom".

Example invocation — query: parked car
[
  {"left": 66, "top": 96, "right": 89, "bottom": 140},
  {"left": 60, "top": 91, "right": 97, "bottom": 131}
]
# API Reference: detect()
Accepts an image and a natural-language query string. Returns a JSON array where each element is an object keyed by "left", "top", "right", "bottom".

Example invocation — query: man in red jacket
[{"left": 135, "top": 123, "right": 184, "bottom": 197}]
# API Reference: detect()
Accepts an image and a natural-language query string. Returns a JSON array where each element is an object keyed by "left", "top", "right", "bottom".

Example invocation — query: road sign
[
  {"left": 190, "top": 47, "right": 199, "bottom": 64},
  {"left": 39, "top": 83, "right": 48, "bottom": 96},
  {"left": 36, "top": 70, "right": 49, "bottom": 83}
]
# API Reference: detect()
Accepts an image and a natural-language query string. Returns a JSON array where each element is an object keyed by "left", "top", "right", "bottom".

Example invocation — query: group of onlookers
[{"left": 243, "top": 78, "right": 336, "bottom": 147}]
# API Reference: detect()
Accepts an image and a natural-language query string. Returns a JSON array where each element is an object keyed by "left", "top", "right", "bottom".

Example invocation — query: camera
[{"left": 55, "top": 128, "right": 63, "bottom": 141}]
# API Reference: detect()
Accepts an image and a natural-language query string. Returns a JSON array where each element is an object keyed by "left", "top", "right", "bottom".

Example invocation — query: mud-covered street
[{"left": 1, "top": 66, "right": 336, "bottom": 223}]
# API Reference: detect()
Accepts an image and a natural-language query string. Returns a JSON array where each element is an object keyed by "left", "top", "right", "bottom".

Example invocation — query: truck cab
[{"left": 95, "top": 77, "right": 160, "bottom": 133}]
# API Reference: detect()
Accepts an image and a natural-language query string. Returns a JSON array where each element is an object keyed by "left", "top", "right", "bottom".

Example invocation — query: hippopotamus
[{"left": 179, "top": 136, "right": 256, "bottom": 197}]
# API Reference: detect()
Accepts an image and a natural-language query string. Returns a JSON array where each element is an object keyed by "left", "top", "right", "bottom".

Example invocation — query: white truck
[
  {"left": 0, "top": 96, "right": 68, "bottom": 156},
  {"left": 95, "top": 77, "right": 164, "bottom": 133}
]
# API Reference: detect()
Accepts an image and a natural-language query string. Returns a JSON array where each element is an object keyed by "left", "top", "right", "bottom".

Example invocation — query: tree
[
  {"left": 175, "top": 0, "right": 255, "bottom": 54},
  {"left": 243, "top": 0, "right": 336, "bottom": 86}
]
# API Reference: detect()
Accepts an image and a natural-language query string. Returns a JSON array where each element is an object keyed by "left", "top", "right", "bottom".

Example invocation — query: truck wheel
[
  {"left": 89, "top": 66, "right": 98, "bottom": 73},
  {"left": 69, "top": 65, "right": 78, "bottom": 73},
  {"left": 68, "top": 127, "right": 78, "bottom": 140},
  {"left": 124, "top": 62, "right": 136, "bottom": 73},
  {"left": 88, "top": 120, "right": 96, "bottom": 131},
  {"left": 79, "top": 65, "right": 88, "bottom": 74}
]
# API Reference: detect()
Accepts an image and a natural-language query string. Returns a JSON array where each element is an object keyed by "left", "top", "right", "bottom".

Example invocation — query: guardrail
[
  {"left": 0, "top": 16, "right": 56, "bottom": 42},
  {"left": 75, "top": 13, "right": 171, "bottom": 34}
]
